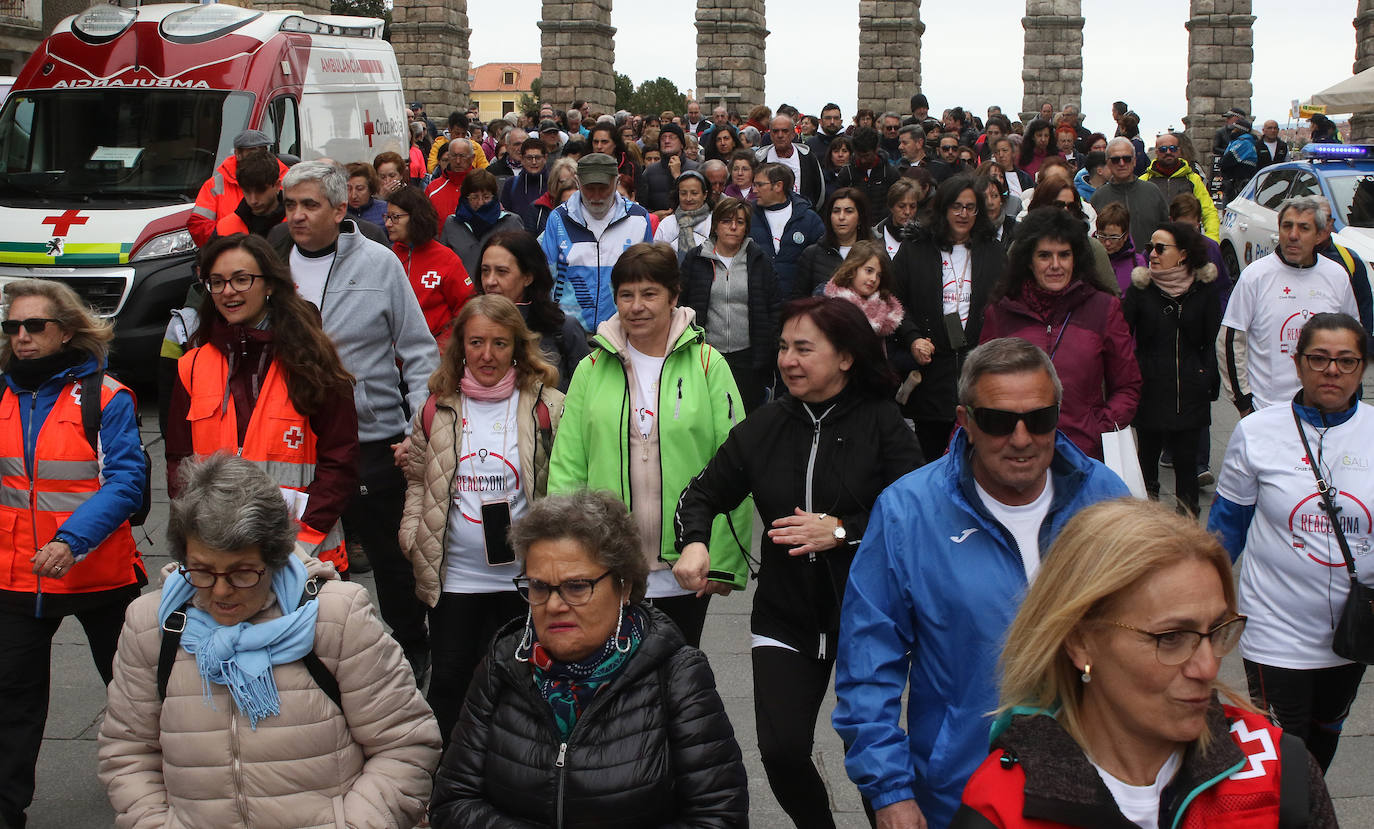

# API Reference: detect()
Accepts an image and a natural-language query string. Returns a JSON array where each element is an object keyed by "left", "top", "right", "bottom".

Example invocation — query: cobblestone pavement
[{"left": 28, "top": 401, "right": 1374, "bottom": 827}]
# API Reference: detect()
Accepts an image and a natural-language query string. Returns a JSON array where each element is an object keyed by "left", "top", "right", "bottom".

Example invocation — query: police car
[{"left": 1220, "top": 144, "right": 1374, "bottom": 280}]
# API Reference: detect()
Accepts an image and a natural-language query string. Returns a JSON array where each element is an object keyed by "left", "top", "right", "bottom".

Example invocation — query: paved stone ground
[{"left": 26, "top": 400, "right": 1374, "bottom": 827}]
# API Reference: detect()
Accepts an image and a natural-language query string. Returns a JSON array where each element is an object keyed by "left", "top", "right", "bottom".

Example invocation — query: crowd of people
[{"left": 0, "top": 92, "right": 1366, "bottom": 829}]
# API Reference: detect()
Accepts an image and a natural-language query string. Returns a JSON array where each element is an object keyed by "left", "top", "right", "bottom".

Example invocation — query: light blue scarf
[{"left": 157, "top": 556, "right": 319, "bottom": 728}]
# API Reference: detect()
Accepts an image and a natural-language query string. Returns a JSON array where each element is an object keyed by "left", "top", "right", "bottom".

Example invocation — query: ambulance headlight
[
  {"left": 72, "top": 5, "right": 137, "bottom": 44},
  {"left": 132, "top": 230, "right": 196, "bottom": 262},
  {"left": 160, "top": 4, "right": 261, "bottom": 44}
]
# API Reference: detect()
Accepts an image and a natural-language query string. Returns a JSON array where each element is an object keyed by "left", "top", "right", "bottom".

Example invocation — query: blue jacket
[
  {"left": 748, "top": 193, "right": 826, "bottom": 300},
  {"left": 2, "top": 354, "right": 145, "bottom": 560},
  {"left": 832, "top": 429, "right": 1127, "bottom": 829},
  {"left": 541, "top": 192, "right": 654, "bottom": 331}
]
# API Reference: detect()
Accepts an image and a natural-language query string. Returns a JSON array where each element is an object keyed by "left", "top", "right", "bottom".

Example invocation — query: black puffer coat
[
  {"left": 675, "top": 387, "right": 923, "bottom": 660},
  {"left": 1120, "top": 263, "right": 1222, "bottom": 431},
  {"left": 429, "top": 607, "right": 748, "bottom": 829},
  {"left": 792, "top": 242, "right": 844, "bottom": 299}
]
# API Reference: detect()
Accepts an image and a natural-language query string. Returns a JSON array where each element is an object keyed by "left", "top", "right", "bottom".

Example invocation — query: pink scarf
[
  {"left": 460, "top": 365, "right": 518, "bottom": 401},
  {"left": 1148, "top": 263, "right": 1195, "bottom": 297}
]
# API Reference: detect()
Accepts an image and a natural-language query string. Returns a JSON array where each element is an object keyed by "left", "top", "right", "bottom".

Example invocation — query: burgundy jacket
[{"left": 980, "top": 280, "right": 1141, "bottom": 459}]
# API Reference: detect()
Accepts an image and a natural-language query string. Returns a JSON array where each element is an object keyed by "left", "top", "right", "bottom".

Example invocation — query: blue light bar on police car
[{"left": 1303, "top": 144, "right": 1374, "bottom": 159}]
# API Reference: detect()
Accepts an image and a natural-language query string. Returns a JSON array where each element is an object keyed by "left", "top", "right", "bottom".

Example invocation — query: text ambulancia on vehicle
[{"left": 0, "top": 3, "right": 408, "bottom": 385}]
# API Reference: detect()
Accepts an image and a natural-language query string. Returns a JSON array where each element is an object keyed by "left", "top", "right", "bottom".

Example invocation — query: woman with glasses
[
  {"left": 99, "top": 454, "right": 441, "bottom": 828},
  {"left": 430, "top": 491, "right": 748, "bottom": 828},
  {"left": 166, "top": 234, "right": 359, "bottom": 574},
  {"left": 793, "top": 187, "right": 872, "bottom": 299},
  {"left": 1208, "top": 313, "right": 1373, "bottom": 773},
  {"left": 1096, "top": 202, "right": 1147, "bottom": 295},
  {"left": 1121, "top": 222, "right": 1221, "bottom": 517},
  {"left": 674, "top": 297, "right": 922, "bottom": 828},
  {"left": 386, "top": 185, "right": 476, "bottom": 350},
  {"left": 400, "top": 294, "right": 563, "bottom": 746},
  {"left": 981, "top": 208, "right": 1141, "bottom": 459},
  {"left": 954, "top": 498, "right": 1335, "bottom": 829},
  {"left": 0, "top": 279, "right": 147, "bottom": 829},
  {"left": 439, "top": 169, "right": 524, "bottom": 276},
  {"left": 894, "top": 175, "right": 1008, "bottom": 460}
]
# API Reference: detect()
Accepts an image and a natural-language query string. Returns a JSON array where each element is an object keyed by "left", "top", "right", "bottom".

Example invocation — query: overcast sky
[{"left": 467, "top": 0, "right": 1358, "bottom": 138}]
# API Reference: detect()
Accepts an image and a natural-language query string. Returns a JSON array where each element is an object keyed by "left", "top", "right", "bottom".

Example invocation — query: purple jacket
[
  {"left": 981, "top": 280, "right": 1142, "bottom": 459},
  {"left": 1108, "top": 240, "right": 1148, "bottom": 294}
]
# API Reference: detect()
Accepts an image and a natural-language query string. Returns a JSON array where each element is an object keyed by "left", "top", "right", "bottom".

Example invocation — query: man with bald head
[
  {"left": 1257, "top": 119, "right": 1289, "bottom": 169},
  {"left": 1089, "top": 136, "right": 1169, "bottom": 249},
  {"left": 754, "top": 114, "right": 823, "bottom": 206}
]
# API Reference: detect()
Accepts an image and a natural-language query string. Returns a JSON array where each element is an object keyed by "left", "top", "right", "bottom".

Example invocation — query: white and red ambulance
[{"left": 0, "top": 3, "right": 409, "bottom": 384}]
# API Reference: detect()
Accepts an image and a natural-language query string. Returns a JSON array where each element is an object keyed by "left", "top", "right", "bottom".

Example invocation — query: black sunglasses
[
  {"left": 1, "top": 318, "right": 60, "bottom": 336},
  {"left": 1147, "top": 242, "right": 1179, "bottom": 255},
  {"left": 970, "top": 404, "right": 1059, "bottom": 436}
]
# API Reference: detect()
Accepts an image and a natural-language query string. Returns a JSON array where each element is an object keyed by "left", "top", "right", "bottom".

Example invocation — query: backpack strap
[
  {"left": 420, "top": 394, "right": 439, "bottom": 440},
  {"left": 157, "top": 578, "right": 342, "bottom": 711},
  {"left": 80, "top": 368, "right": 103, "bottom": 451}
]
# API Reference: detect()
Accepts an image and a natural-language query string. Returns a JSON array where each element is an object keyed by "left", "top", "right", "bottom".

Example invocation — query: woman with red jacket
[
  {"left": 952, "top": 498, "right": 1335, "bottom": 829},
  {"left": 980, "top": 207, "right": 1140, "bottom": 459},
  {"left": 165, "top": 234, "right": 358, "bottom": 573},
  {"left": 386, "top": 185, "right": 476, "bottom": 349}
]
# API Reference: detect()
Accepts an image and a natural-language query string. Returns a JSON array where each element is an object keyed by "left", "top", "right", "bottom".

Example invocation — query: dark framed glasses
[
  {"left": 1300, "top": 353, "right": 1364, "bottom": 374},
  {"left": 178, "top": 566, "right": 266, "bottom": 589},
  {"left": 203, "top": 273, "right": 260, "bottom": 294},
  {"left": 1156, "top": 145, "right": 1180, "bottom": 154},
  {"left": 970, "top": 404, "right": 1059, "bottom": 436},
  {"left": 1107, "top": 615, "right": 1246, "bottom": 666},
  {"left": 1, "top": 318, "right": 60, "bottom": 336},
  {"left": 1108, "top": 155, "right": 1135, "bottom": 164},
  {"left": 514, "top": 571, "right": 613, "bottom": 606},
  {"left": 1147, "top": 242, "right": 1178, "bottom": 255}
]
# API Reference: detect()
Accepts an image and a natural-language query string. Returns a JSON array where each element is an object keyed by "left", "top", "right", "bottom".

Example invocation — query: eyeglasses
[
  {"left": 949, "top": 203, "right": 979, "bottom": 215},
  {"left": 0, "top": 317, "right": 59, "bottom": 335},
  {"left": 1097, "top": 232, "right": 1127, "bottom": 242},
  {"left": 969, "top": 404, "right": 1059, "bottom": 436},
  {"left": 1106, "top": 615, "right": 1246, "bottom": 666},
  {"left": 514, "top": 570, "right": 613, "bottom": 606},
  {"left": 384, "top": 212, "right": 408, "bottom": 224},
  {"left": 1156, "top": 145, "right": 1180, "bottom": 154},
  {"left": 1147, "top": 242, "right": 1178, "bottom": 255},
  {"left": 1108, "top": 155, "right": 1135, "bottom": 164},
  {"left": 178, "top": 566, "right": 267, "bottom": 589},
  {"left": 882, "top": 125, "right": 899, "bottom": 132},
  {"left": 522, "top": 154, "right": 546, "bottom": 162},
  {"left": 1300, "top": 353, "right": 1365, "bottom": 374},
  {"left": 202, "top": 274, "right": 259, "bottom": 294}
]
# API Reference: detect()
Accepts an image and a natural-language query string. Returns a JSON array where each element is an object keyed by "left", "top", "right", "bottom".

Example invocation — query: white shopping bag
[{"left": 1101, "top": 426, "right": 1148, "bottom": 499}]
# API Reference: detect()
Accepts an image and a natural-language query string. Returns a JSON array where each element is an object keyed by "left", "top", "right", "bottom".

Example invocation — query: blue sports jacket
[
  {"left": 540, "top": 191, "right": 654, "bottom": 331},
  {"left": 833, "top": 428, "right": 1128, "bottom": 829}
]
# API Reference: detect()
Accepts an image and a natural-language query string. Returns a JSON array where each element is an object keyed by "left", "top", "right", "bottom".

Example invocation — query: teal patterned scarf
[{"left": 530, "top": 605, "right": 645, "bottom": 739}]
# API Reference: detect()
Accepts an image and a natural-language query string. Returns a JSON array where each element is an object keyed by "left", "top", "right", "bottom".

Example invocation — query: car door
[{"left": 1236, "top": 168, "right": 1294, "bottom": 265}]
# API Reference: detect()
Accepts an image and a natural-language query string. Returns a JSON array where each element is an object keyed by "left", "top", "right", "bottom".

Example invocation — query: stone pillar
[
  {"left": 254, "top": 0, "right": 330, "bottom": 13},
  {"left": 695, "top": 0, "right": 767, "bottom": 117},
  {"left": 1183, "top": 0, "right": 1253, "bottom": 169},
  {"left": 856, "top": 1, "right": 924, "bottom": 115},
  {"left": 539, "top": 0, "right": 616, "bottom": 114},
  {"left": 1019, "top": 0, "right": 1083, "bottom": 123},
  {"left": 391, "top": 0, "right": 470, "bottom": 117},
  {"left": 1351, "top": 0, "right": 1374, "bottom": 142}
]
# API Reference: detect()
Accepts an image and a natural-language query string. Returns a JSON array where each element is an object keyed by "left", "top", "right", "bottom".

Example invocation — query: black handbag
[{"left": 1293, "top": 408, "right": 1374, "bottom": 664}]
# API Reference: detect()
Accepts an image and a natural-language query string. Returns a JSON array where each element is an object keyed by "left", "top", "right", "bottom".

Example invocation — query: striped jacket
[{"left": 540, "top": 192, "right": 654, "bottom": 331}]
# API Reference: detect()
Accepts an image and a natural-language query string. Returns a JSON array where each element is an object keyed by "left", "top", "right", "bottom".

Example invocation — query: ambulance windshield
[{"left": 0, "top": 89, "right": 252, "bottom": 204}]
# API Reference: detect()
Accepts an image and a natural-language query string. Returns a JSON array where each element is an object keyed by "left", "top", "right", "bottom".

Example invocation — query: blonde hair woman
[
  {"left": 953, "top": 499, "right": 1336, "bottom": 828},
  {"left": 401, "top": 294, "right": 564, "bottom": 745}
]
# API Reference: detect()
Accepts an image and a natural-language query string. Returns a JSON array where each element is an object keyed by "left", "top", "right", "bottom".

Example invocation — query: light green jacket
[{"left": 548, "top": 308, "right": 753, "bottom": 589}]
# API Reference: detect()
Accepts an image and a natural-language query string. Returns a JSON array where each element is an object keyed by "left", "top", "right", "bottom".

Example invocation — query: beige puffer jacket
[
  {"left": 97, "top": 560, "right": 442, "bottom": 829},
  {"left": 400, "top": 383, "right": 564, "bottom": 607}
]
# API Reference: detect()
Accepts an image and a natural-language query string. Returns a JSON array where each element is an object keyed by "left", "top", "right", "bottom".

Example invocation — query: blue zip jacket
[
  {"left": 833, "top": 428, "right": 1127, "bottom": 829},
  {"left": 748, "top": 192, "right": 826, "bottom": 300},
  {"left": 2, "top": 354, "right": 145, "bottom": 560},
  {"left": 541, "top": 191, "right": 654, "bottom": 331}
]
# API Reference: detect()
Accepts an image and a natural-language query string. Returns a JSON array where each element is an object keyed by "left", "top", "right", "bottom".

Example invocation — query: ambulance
[{"left": 0, "top": 3, "right": 409, "bottom": 384}]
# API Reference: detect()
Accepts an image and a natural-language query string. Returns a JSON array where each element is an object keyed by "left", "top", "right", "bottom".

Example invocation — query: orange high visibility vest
[
  {"left": 0, "top": 375, "right": 143, "bottom": 596},
  {"left": 178, "top": 345, "right": 347, "bottom": 571}
]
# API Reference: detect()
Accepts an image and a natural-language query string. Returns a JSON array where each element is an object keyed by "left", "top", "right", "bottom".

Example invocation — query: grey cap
[
  {"left": 539, "top": 119, "right": 561, "bottom": 134},
  {"left": 1225, "top": 107, "right": 1247, "bottom": 120},
  {"left": 232, "top": 129, "right": 272, "bottom": 150},
  {"left": 577, "top": 153, "right": 619, "bottom": 186}
]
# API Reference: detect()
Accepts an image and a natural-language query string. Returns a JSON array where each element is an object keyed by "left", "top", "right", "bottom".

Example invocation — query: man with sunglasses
[
  {"left": 1219, "top": 196, "right": 1359, "bottom": 415},
  {"left": 1089, "top": 136, "right": 1169, "bottom": 254},
  {"left": 834, "top": 338, "right": 1128, "bottom": 829},
  {"left": 1139, "top": 132, "right": 1219, "bottom": 241}
]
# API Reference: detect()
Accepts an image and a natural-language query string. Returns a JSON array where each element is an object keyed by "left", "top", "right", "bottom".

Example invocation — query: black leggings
[
  {"left": 913, "top": 420, "right": 954, "bottom": 463},
  {"left": 427, "top": 591, "right": 528, "bottom": 747},
  {"left": 1244, "top": 658, "right": 1366, "bottom": 771},
  {"left": 753, "top": 645, "right": 838, "bottom": 829},
  {"left": 649, "top": 593, "right": 711, "bottom": 648},
  {"left": 1137, "top": 427, "right": 1202, "bottom": 516}
]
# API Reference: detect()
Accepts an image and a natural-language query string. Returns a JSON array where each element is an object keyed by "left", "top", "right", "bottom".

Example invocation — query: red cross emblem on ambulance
[
  {"left": 283, "top": 426, "right": 305, "bottom": 450},
  {"left": 421, "top": 270, "right": 441, "bottom": 289}
]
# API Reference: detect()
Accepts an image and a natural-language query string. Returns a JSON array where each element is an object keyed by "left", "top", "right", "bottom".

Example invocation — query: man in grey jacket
[
  {"left": 279, "top": 160, "right": 439, "bottom": 681},
  {"left": 1089, "top": 137, "right": 1169, "bottom": 251}
]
